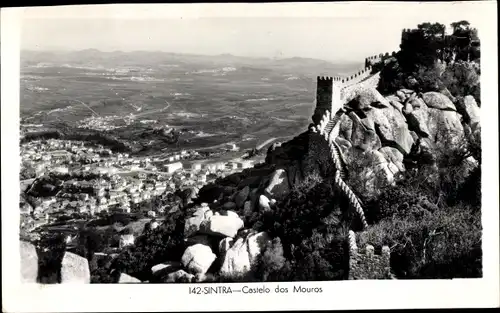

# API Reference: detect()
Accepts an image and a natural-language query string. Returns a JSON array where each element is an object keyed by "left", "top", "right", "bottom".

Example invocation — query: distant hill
[{"left": 21, "top": 49, "right": 363, "bottom": 76}]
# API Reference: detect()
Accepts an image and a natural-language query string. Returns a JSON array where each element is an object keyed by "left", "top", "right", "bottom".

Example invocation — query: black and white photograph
[{"left": 2, "top": 1, "right": 499, "bottom": 311}]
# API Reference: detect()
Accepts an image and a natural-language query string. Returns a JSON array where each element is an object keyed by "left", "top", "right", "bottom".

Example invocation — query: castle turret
[{"left": 312, "top": 76, "right": 333, "bottom": 125}]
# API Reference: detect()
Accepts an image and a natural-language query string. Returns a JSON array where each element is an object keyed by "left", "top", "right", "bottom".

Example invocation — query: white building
[
  {"left": 165, "top": 162, "right": 183, "bottom": 174},
  {"left": 239, "top": 160, "right": 254, "bottom": 169}
]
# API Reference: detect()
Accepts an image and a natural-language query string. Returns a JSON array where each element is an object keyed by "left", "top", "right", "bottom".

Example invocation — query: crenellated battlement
[
  {"left": 313, "top": 50, "right": 395, "bottom": 125},
  {"left": 312, "top": 76, "right": 334, "bottom": 125},
  {"left": 317, "top": 76, "right": 334, "bottom": 81},
  {"left": 348, "top": 231, "right": 393, "bottom": 280}
]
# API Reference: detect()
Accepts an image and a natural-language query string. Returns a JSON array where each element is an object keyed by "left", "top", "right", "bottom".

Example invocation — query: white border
[{"left": 2, "top": 2, "right": 499, "bottom": 311}]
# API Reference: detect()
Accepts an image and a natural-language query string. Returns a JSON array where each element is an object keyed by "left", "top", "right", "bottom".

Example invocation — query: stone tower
[{"left": 312, "top": 76, "right": 333, "bottom": 125}]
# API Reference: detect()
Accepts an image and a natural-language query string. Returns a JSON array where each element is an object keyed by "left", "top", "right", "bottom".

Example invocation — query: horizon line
[{"left": 20, "top": 48, "right": 369, "bottom": 64}]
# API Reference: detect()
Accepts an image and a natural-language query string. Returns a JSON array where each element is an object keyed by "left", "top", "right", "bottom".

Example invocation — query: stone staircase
[{"left": 314, "top": 109, "right": 368, "bottom": 230}]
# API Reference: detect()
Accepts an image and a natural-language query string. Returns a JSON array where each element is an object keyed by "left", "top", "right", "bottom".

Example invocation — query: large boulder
[
  {"left": 338, "top": 113, "right": 354, "bottom": 141},
  {"left": 263, "top": 169, "right": 290, "bottom": 199},
  {"left": 408, "top": 95, "right": 464, "bottom": 148},
  {"left": 386, "top": 95, "right": 403, "bottom": 113},
  {"left": 60, "top": 252, "right": 90, "bottom": 284},
  {"left": 20, "top": 241, "right": 38, "bottom": 283},
  {"left": 422, "top": 92, "right": 456, "bottom": 111},
  {"left": 181, "top": 244, "right": 216, "bottom": 275},
  {"left": 219, "top": 231, "right": 271, "bottom": 278},
  {"left": 345, "top": 87, "right": 391, "bottom": 111},
  {"left": 408, "top": 101, "right": 465, "bottom": 150},
  {"left": 258, "top": 194, "right": 271, "bottom": 212},
  {"left": 202, "top": 213, "right": 244, "bottom": 238},
  {"left": 379, "top": 146, "right": 405, "bottom": 172},
  {"left": 410, "top": 97, "right": 425, "bottom": 109},
  {"left": 407, "top": 105, "right": 432, "bottom": 137},
  {"left": 428, "top": 109, "right": 465, "bottom": 148},
  {"left": 457, "top": 95, "right": 480, "bottom": 125},
  {"left": 118, "top": 273, "right": 141, "bottom": 283},
  {"left": 347, "top": 112, "right": 382, "bottom": 151},
  {"left": 365, "top": 105, "right": 414, "bottom": 154}
]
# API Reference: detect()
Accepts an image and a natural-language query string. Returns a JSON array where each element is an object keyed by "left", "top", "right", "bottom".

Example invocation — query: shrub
[
  {"left": 110, "top": 209, "right": 187, "bottom": 281},
  {"left": 253, "top": 174, "right": 350, "bottom": 281},
  {"left": 254, "top": 237, "right": 286, "bottom": 281},
  {"left": 441, "top": 61, "right": 481, "bottom": 103},
  {"left": 359, "top": 204, "right": 481, "bottom": 279},
  {"left": 378, "top": 58, "right": 407, "bottom": 94},
  {"left": 360, "top": 135, "right": 482, "bottom": 279}
]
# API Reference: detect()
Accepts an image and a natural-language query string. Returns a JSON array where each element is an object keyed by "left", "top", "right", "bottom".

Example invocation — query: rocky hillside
[{"left": 20, "top": 46, "right": 482, "bottom": 282}]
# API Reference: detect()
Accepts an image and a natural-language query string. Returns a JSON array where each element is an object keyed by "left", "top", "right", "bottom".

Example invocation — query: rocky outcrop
[
  {"left": 20, "top": 241, "right": 91, "bottom": 284},
  {"left": 325, "top": 86, "right": 473, "bottom": 199},
  {"left": 219, "top": 231, "right": 271, "bottom": 278},
  {"left": 181, "top": 244, "right": 216, "bottom": 275},
  {"left": 184, "top": 204, "right": 213, "bottom": 237},
  {"left": 60, "top": 252, "right": 91, "bottom": 284},
  {"left": 345, "top": 86, "right": 391, "bottom": 111},
  {"left": 379, "top": 146, "right": 405, "bottom": 172},
  {"left": 263, "top": 169, "right": 290, "bottom": 199},
  {"left": 20, "top": 241, "right": 38, "bottom": 283},
  {"left": 348, "top": 112, "right": 382, "bottom": 151},
  {"left": 422, "top": 91, "right": 456, "bottom": 111},
  {"left": 407, "top": 100, "right": 464, "bottom": 149},
  {"left": 202, "top": 211, "right": 244, "bottom": 238},
  {"left": 457, "top": 95, "right": 480, "bottom": 126},
  {"left": 365, "top": 105, "right": 413, "bottom": 154}
]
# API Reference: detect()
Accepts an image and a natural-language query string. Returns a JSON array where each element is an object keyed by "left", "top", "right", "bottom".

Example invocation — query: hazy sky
[{"left": 20, "top": 2, "right": 492, "bottom": 62}]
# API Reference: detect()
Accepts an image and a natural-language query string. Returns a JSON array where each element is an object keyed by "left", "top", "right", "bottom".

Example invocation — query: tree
[{"left": 449, "top": 20, "right": 479, "bottom": 62}]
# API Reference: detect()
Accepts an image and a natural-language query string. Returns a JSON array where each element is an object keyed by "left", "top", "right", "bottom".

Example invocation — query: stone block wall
[{"left": 347, "top": 231, "right": 393, "bottom": 280}]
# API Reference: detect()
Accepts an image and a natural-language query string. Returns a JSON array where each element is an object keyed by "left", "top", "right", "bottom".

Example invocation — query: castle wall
[{"left": 313, "top": 50, "right": 395, "bottom": 119}]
